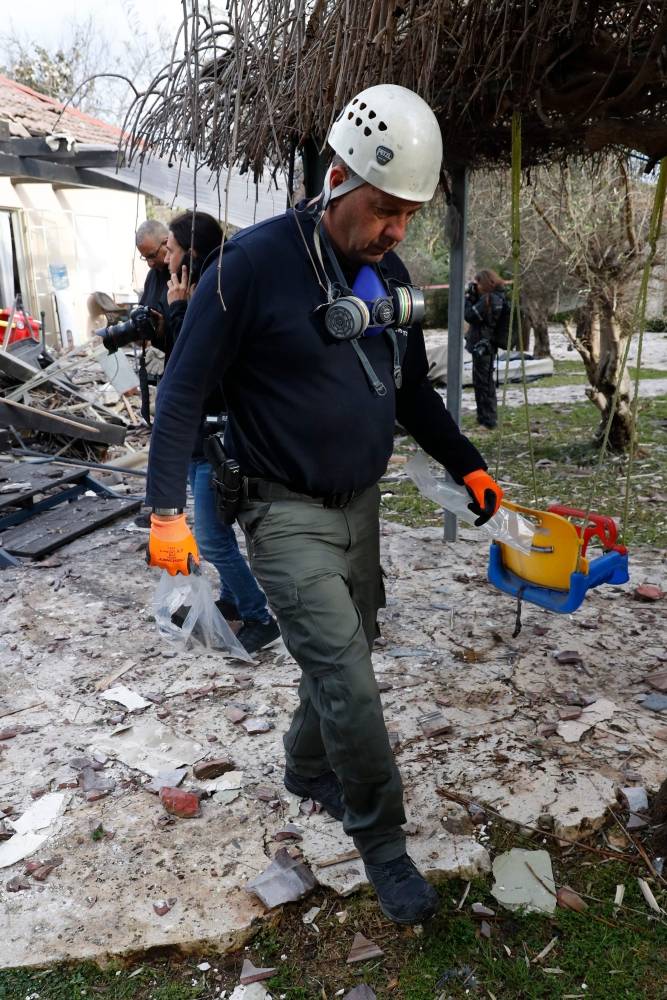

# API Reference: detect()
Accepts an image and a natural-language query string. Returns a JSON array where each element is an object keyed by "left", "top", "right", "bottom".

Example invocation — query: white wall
[{"left": 6, "top": 182, "right": 147, "bottom": 346}]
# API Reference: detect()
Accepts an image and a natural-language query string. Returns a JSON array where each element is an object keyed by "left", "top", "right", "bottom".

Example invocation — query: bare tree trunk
[
  {"left": 520, "top": 298, "right": 551, "bottom": 356},
  {"left": 573, "top": 298, "right": 634, "bottom": 451},
  {"left": 531, "top": 313, "right": 551, "bottom": 358}
]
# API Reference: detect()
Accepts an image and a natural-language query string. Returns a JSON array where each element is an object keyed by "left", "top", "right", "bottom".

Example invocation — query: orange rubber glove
[
  {"left": 146, "top": 514, "right": 199, "bottom": 575},
  {"left": 463, "top": 469, "right": 503, "bottom": 527}
]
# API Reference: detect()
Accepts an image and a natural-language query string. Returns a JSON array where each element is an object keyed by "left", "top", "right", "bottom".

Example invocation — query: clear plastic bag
[
  {"left": 405, "top": 450, "right": 535, "bottom": 554},
  {"left": 153, "top": 570, "right": 253, "bottom": 661}
]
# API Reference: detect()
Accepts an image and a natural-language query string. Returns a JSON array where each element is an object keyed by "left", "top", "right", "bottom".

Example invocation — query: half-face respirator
[{"left": 324, "top": 264, "right": 425, "bottom": 341}]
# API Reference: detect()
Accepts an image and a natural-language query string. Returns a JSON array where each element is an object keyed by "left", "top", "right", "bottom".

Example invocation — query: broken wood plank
[
  {"left": 0, "top": 398, "right": 126, "bottom": 446},
  {"left": 1, "top": 495, "right": 140, "bottom": 558}
]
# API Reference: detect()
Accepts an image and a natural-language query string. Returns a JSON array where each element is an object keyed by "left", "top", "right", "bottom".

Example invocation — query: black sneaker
[
  {"left": 171, "top": 598, "right": 241, "bottom": 629},
  {"left": 364, "top": 853, "right": 440, "bottom": 925},
  {"left": 236, "top": 617, "right": 281, "bottom": 654},
  {"left": 284, "top": 766, "right": 344, "bottom": 820},
  {"left": 216, "top": 600, "right": 241, "bottom": 622}
]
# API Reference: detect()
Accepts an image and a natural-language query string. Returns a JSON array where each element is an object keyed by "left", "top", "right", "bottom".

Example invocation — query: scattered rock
[
  {"left": 642, "top": 693, "right": 667, "bottom": 713},
  {"left": 346, "top": 932, "right": 384, "bottom": 964},
  {"left": 634, "top": 584, "right": 664, "bottom": 602},
  {"left": 242, "top": 718, "right": 272, "bottom": 735},
  {"left": 225, "top": 706, "right": 248, "bottom": 724},
  {"left": 554, "top": 650, "right": 583, "bottom": 665},
  {"left": 239, "top": 959, "right": 277, "bottom": 985},
  {"left": 6, "top": 875, "right": 31, "bottom": 892},
  {"left": 646, "top": 670, "right": 667, "bottom": 693},
  {"left": 159, "top": 787, "right": 201, "bottom": 819},
  {"left": 273, "top": 824, "right": 303, "bottom": 842},
  {"left": 557, "top": 886, "right": 588, "bottom": 912},
  {"left": 344, "top": 987, "right": 377, "bottom": 1000},
  {"left": 152, "top": 897, "right": 176, "bottom": 916},
  {"left": 471, "top": 902, "right": 495, "bottom": 917},
  {"left": 418, "top": 710, "right": 452, "bottom": 739},
  {"left": 193, "top": 758, "right": 235, "bottom": 780}
]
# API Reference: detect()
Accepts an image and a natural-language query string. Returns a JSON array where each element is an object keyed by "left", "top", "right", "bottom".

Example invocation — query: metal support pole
[{"left": 444, "top": 166, "right": 469, "bottom": 542}]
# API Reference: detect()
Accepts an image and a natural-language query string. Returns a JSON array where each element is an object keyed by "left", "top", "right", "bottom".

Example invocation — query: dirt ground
[{"left": 1, "top": 505, "right": 665, "bottom": 969}]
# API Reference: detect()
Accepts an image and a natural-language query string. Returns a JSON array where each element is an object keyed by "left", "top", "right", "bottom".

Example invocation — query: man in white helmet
[{"left": 144, "top": 84, "right": 502, "bottom": 925}]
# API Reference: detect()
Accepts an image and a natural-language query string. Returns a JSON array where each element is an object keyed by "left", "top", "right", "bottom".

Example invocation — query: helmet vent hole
[
  {"left": 347, "top": 111, "right": 354, "bottom": 120},
  {"left": 352, "top": 98, "right": 358, "bottom": 105},
  {"left": 378, "top": 121, "right": 387, "bottom": 131},
  {"left": 355, "top": 117, "right": 362, "bottom": 126},
  {"left": 364, "top": 126, "right": 372, "bottom": 136},
  {"left": 368, "top": 110, "right": 376, "bottom": 119},
  {"left": 348, "top": 147, "right": 354, "bottom": 155},
  {"left": 359, "top": 102, "right": 366, "bottom": 110}
]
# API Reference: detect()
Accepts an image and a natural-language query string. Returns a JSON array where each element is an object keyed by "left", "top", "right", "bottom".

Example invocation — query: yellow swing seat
[{"left": 488, "top": 501, "right": 629, "bottom": 614}]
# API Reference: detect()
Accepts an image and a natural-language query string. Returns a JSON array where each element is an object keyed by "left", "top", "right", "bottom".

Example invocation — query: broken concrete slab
[
  {"left": 245, "top": 848, "right": 317, "bottom": 909},
  {"left": 556, "top": 698, "right": 615, "bottom": 742},
  {"left": 92, "top": 720, "right": 205, "bottom": 778},
  {"left": 491, "top": 849, "right": 556, "bottom": 915}
]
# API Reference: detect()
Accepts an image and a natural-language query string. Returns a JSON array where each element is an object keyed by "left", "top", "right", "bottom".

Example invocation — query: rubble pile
[{"left": 0, "top": 511, "right": 664, "bottom": 968}]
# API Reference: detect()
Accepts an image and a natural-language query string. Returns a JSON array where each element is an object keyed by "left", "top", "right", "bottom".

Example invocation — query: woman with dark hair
[
  {"left": 164, "top": 211, "right": 279, "bottom": 655},
  {"left": 464, "top": 268, "right": 509, "bottom": 430}
]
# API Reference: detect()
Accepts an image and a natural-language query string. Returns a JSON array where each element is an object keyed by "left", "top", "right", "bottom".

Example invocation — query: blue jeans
[{"left": 188, "top": 459, "right": 270, "bottom": 623}]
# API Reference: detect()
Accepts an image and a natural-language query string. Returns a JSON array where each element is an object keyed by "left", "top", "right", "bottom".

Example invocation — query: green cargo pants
[{"left": 237, "top": 485, "right": 406, "bottom": 864}]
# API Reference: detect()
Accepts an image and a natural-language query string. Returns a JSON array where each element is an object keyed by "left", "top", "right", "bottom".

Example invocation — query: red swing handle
[{"left": 546, "top": 505, "right": 627, "bottom": 557}]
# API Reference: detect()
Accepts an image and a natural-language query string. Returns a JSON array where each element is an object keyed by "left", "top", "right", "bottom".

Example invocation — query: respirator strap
[
  {"left": 386, "top": 328, "right": 402, "bottom": 389},
  {"left": 350, "top": 339, "right": 387, "bottom": 397}
]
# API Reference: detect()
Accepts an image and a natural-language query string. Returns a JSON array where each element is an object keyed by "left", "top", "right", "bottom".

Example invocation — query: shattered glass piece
[{"left": 245, "top": 847, "right": 316, "bottom": 909}]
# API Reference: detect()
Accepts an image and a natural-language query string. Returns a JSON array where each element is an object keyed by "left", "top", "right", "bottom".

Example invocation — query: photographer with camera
[
  {"left": 164, "top": 211, "right": 279, "bottom": 655},
  {"left": 144, "top": 85, "right": 503, "bottom": 926},
  {"left": 464, "top": 269, "right": 510, "bottom": 430}
]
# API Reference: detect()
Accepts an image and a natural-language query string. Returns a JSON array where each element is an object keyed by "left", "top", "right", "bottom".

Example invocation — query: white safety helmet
[{"left": 326, "top": 84, "right": 443, "bottom": 203}]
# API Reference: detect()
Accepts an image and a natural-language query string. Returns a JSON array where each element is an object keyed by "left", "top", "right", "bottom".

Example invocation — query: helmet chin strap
[{"left": 321, "top": 165, "right": 366, "bottom": 208}]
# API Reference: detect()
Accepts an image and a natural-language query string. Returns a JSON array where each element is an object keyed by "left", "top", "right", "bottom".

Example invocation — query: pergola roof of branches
[{"left": 123, "top": 0, "right": 667, "bottom": 181}]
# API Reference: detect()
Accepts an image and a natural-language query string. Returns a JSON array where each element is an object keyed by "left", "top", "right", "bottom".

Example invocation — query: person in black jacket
[
  {"left": 464, "top": 269, "right": 509, "bottom": 430},
  {"left": 164, "top": 211, "right": 278, "bottom": 654},
  {"left": 145, "top": 85, "right": 503, "bottom": 926}
]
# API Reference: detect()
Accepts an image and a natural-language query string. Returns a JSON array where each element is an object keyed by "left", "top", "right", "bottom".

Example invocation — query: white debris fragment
[
  {"left": 491, "top": 848, "right": 556, "bottom": 915},
  {"left": 0, "top": 792, "right": 70, "bottom": 869},
  {"left": 100, "top": 685, "right": 152, "bottom": 712},
  {"left": 556, "top": 699, "right": 615, "bottom": 743}
]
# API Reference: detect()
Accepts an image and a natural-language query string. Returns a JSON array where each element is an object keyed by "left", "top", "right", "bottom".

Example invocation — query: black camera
[
  {"left": 465, "top": 280, "right": 479, "bottom": 300},
  {"left": 472, "top": 337, "right": 492, "bottom": 358},
  {"left": 96, "top": 305, "right": 158, "bottom": 353}
]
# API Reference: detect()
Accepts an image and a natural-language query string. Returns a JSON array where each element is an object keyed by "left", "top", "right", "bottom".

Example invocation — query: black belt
[{"left": 245, "top": 477, "right": 365, "bottom": 509}]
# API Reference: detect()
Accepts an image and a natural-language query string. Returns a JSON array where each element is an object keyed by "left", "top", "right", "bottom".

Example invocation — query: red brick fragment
[{"left": 159, "top": 786, "right": 201, "bottom": 818}]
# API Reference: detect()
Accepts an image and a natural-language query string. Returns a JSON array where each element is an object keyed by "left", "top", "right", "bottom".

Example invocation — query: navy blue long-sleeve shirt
[{"left": 146, "top": 206, "right": 485, "bottom": 508}]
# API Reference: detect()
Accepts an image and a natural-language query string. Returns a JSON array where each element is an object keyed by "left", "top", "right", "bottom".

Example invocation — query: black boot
[
  {"left": 283, "top": 766, "right": 344, "bottom": 820},
  {"left": 364, "top": 853, "right": 439, "bottom": 925}
]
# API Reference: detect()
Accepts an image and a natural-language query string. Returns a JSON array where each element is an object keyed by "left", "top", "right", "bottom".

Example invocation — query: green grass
[
  {"left": 541, "top": 359, "right": 667, "bottom": 389},
  {"left": 3, "top": 844, "right": 666, "bottom": 1000},
  {"left": 382, "top": 396, "right": 667, "bottom": 546}
]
